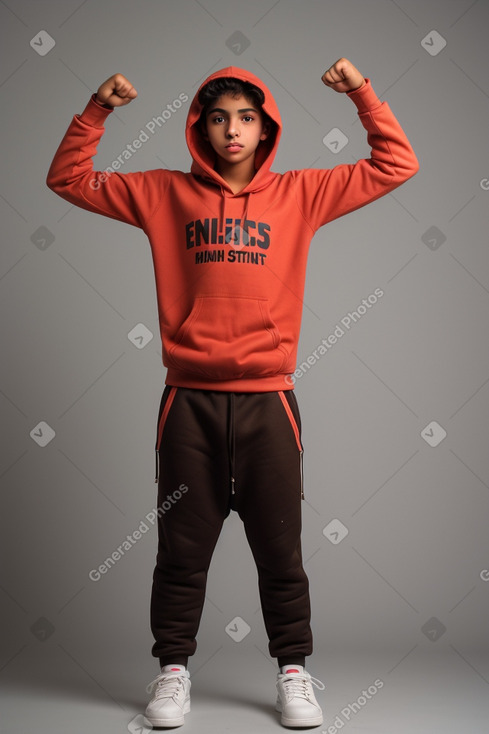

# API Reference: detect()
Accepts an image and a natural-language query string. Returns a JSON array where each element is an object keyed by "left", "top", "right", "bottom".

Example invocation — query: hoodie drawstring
[
  {"left": 220, "top": 189, "right": 253, "bottom": 247},
  {"left": 243, "top": 191, "right": 251, "bottom": 227}
]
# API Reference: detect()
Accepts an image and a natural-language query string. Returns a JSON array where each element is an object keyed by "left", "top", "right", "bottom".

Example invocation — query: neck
[{"left": 216, "top": 157, "right": 256, "bottom": 194}]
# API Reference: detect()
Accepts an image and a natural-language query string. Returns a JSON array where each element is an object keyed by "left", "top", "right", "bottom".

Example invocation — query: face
[{"left": 203, "top": 94, "right": 270, "bottom": 167}]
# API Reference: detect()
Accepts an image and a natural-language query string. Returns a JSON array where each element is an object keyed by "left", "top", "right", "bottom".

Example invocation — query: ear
[{"left": 259, "top": 120, "right": 271, "bottom": 141}]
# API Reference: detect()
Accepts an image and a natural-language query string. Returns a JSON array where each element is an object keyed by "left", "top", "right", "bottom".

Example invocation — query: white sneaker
[
  {"left": 144, "top": 664, "right": 191, "bottom": 728},
  {"left": 275, "top": 665, "right": 325, "bottom": 728}
]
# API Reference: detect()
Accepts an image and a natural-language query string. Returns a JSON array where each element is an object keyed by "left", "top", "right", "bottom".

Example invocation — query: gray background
[{"left": 1, "top": 0, "right": 489, "bottom": 732}]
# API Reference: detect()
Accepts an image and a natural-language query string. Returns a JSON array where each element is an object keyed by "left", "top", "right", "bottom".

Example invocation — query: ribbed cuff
[
  {"left": 277, "top": 656, "right": 306, "bottom": 669},
  {"left": 347, "top": 77, "right": 382, "bottom": 113},
  {"left": 159, "top": 656, "right": 189, "bottom": 668},
  {"left": 77, "top": 93, "right": 114, "bottom": 127}
]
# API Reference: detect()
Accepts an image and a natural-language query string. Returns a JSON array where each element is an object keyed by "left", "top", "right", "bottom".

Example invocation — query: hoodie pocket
[{"left": 168, "top": 295, "right": 289, "bottom": 380}]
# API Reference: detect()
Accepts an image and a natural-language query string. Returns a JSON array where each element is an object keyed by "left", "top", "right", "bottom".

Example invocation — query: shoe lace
[
  {"left": 279, "top": 672, "right": 325, "bottom": 701},
  {"left": 146, "top": 671, "right": 186, "bottom": 699}
]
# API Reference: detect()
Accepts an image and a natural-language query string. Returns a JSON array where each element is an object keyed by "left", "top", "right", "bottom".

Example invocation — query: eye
[
  {"left": 243, "top": 115, "right": 254, "bottom": 122},
  {"left": 212, "top": 115, "right": 225, "bottom": 124}
]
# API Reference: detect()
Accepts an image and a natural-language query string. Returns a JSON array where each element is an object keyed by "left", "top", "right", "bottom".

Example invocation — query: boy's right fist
[{"left": 95, "top": 74, "right": 137, "bottom": 108}]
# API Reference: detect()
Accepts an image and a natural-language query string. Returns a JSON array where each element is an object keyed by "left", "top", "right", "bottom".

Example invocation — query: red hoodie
[{"left": 46, "top": 66, "right": 419, "bottom": 392}]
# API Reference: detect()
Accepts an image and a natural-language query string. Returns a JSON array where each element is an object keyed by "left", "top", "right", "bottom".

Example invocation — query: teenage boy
[{"left": 46, "top": 58, "right": 418, "bottom": 729}]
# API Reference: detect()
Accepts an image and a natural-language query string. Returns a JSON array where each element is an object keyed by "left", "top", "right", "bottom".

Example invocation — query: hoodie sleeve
[
  {"left": 293, "top": 79, "right": 419, "bottom": 232},
  {"left": 46, "top": 94, "right": 168, "bottom": 229}
]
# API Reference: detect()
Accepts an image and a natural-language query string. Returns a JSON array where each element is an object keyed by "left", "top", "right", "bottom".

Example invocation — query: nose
[{"left": 227, "top": 120, "right": 239, "bottom": 138}]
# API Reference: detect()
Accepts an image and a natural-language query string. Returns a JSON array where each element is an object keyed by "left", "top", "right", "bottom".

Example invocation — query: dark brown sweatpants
[{"left": 150, "top": 386, "right": 313, "bottom": 669}]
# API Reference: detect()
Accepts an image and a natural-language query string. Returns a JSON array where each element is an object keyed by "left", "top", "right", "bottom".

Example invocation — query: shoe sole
[
  {"left": 279, "top": 714, "right": 323, "bottom": 727},
  {"left": 144, "top": 700, "right": 190, "bottom": 728},
  {"left": 275, "top": 702, "right": 323, "bottom": 728}
]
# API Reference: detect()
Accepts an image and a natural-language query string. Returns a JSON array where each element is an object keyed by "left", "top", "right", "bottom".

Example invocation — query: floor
[{"left": 1, "top": 646, "right": 488, "bottom": 733}]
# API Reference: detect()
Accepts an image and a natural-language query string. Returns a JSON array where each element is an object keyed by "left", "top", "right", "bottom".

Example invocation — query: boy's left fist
[{"left": 321, "top": 58, "right": 365, "bottom": 93}]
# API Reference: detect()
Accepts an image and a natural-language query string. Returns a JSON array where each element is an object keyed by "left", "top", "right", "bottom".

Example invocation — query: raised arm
[
  {"left": 46, "top": 74, "right": 165, "bottom": 229},
  {"left": 294, "top": 58, "right": 419, "bottom": 232}
]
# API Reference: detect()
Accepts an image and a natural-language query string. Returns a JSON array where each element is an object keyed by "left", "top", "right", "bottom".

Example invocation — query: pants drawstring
[{"left": 228, "top": 393, "right": 236, "bottom": 495}]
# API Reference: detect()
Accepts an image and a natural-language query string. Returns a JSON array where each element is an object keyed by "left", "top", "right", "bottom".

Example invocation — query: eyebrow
[{"left": 207, "top": 107, "right": 258, "bottom": 115}]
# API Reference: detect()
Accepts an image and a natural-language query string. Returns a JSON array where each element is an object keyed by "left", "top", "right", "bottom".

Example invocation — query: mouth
[{"left": 225, "top": 142, "right": 243, "bottom": 150}]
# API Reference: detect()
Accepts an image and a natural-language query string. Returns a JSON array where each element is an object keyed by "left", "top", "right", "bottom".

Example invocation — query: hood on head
[{"left": 185, "top": 66, "right": 282, "bottom": 194}]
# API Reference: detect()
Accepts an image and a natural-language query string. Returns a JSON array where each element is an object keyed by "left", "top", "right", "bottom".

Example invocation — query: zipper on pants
[
  {"left": 278, "top": 391, "right": 305, "bottom": 500},
  {"left": 154, "top": 386, "right": 178, "bottom": 483}
]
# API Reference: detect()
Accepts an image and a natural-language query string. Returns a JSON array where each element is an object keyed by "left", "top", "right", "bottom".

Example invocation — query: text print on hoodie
[{"left": 46, "top": 66, "right": 419, "bottom": 392}]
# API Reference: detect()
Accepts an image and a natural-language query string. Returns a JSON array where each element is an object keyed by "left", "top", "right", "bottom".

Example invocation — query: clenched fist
[
  {"left": 95, "top": 73, "right": 138, "bottom": 108},
  {"left": 321, "top": 58, "right": 365, "bottom": 93}
]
